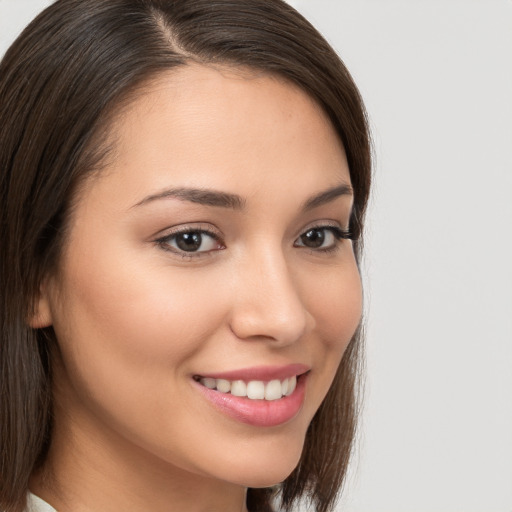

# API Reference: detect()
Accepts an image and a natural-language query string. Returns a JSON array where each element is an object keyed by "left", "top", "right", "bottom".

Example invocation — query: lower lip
[{"left": 194, "top": 374, "right": 307, "bottom": 427}]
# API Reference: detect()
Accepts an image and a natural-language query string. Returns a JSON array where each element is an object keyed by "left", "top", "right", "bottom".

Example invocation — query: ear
[{"left": 28, "top": 281, "right": 53, "bottom": 329}]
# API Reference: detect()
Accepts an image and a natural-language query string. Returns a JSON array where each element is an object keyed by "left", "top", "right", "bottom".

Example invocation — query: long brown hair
[{"left": 0, "top": 1, "right": 371, "bottom": 511}]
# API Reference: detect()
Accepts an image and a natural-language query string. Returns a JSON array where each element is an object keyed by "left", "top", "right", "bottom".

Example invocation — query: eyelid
[
  {"left": 293, "top": 221, "right": 353, "bottom": 256},
  {"left": 153, "top": 221, "right": 223, "bottom": 238},
  {"left": 153, "top": 223, "right": 225, "bottom": 257},
  {"left": 297, "top": 220, "right": 351, "bottom": 239}
]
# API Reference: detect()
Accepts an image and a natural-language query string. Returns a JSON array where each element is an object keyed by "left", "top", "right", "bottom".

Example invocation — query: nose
[{"left": 228, "top": 247, "right": 311, "bottom": 345}]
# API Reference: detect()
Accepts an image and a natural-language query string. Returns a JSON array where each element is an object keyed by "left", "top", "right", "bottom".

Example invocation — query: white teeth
[
  {"left": 230, "top": 380, "right": 247, "bottom": 397},
  {"left": 247, "top": 380, "right": 265, "bottom": 399},
  {"left": 216, "top": 379, "right": 231, "bottom": 393},
  {"left": 281, "top": 378, "right": 289, "bottom": 396},
  {"left": 202, "top": 377, "right": 216, "bottom": 389},
  {"left": 264, "top": 380, "right": 282, "bottom": 401},
  {"left": 285, "top": 375, "right": 296, "bottom": 396},
  {"left": 199, "top": 375, "right": 301, "bottom": 400}
]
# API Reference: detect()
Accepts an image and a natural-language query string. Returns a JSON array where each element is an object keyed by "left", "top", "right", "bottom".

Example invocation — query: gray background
[{"left": 1, "top": 1, "right": 511, "bottom": 511}]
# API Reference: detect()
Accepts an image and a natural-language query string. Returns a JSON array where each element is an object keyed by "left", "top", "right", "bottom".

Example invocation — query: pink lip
[
  {"left": 196, "top": 363, "right": 310, "bottom": 382},
  {"left": 193, "top": 372, "right": 308, "bottom": 428}
]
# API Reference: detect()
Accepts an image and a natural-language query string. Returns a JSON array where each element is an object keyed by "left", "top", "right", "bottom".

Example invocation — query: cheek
[
  {"left": 49, "top": 244, "right": 238, "bottom": 466},
  {"left": 56, "top": 247, "right": 221, "bottom": 359},
  {"left": 306, "top": 261, "right": 362, "bottom": 351},
  {"left": 299, "top": 258, "right": 362, "bottom": 410},
  {"left": 50, "top": 240, "right": 232, "bottom": 424}
]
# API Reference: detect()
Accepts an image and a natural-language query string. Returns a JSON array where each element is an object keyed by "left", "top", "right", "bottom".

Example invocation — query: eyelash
[
  {"left": 295, "top": 224, "right": 352, "bottom": 255},
  {"left": 155, "top": 225, "right": 223, "bottom": 259},
  {"left": 155, "top": 224, "right": 352, "bottom": 259}
]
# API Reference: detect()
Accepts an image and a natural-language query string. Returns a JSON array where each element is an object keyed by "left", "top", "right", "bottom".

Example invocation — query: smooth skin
[{"left": 30, "top": 64, "right": 362, "bottom": 512}]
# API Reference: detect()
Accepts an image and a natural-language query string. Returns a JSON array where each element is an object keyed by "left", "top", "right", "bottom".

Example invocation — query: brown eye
[
  {"left": 175, "top": 232, "right": 203, "bottom": 252},
  {"left": 295, "top": 226, "right": 348, "bottom": 251},
  {"left": 299, "top": 228, "right": 326, "bottom": 248},
  {"left": 159, "top": 230, "right": 222, "bottom": 254}
]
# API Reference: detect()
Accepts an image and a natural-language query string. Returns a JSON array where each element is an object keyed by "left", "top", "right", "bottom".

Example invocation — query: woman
[{"left": 0, "top": 1, "right": 371, "bottom": 511}]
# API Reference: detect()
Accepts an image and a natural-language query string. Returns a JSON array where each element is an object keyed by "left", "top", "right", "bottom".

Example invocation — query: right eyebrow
[
  {"left": 301, "top": 183, "right": 353, "bottom": 211},
  {"left": 131, "top": 187, "right": 246, "bottom": 210}
]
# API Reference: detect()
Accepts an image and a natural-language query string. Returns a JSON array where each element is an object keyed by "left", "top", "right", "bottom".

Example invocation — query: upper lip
[{"left": 195, "top": 363, "right": 310, "bottom": 382}]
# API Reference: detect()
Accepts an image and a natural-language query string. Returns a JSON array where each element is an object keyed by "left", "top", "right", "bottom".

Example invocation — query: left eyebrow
[
  {"left": 131, "top": 187, "right": 246, "bottom": 210},
  {"left": 302, "top": 183, "right": 353, "bottom": 211}
]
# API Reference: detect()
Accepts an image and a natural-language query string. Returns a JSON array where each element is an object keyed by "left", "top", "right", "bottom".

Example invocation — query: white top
[{"left": 26, "top": 493, "right": 57, "bottom": 512}]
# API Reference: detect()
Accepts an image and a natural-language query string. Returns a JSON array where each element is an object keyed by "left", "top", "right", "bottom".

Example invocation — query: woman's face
[{"left": 40, "top": 64, "right": 362, "bottom": 489}]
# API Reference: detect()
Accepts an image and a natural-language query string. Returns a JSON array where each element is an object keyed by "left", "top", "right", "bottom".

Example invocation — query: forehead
[{"left": 79, "top": 63, "right": 350, "bottom": 209}]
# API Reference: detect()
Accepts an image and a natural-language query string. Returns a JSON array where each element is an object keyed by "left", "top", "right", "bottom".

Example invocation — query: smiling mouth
[
  {"left": 193, "top": 368, "right": 309, "bottom": 426},
  {"left": 193, "top": 373, "right": 307, "bottom": 401}
]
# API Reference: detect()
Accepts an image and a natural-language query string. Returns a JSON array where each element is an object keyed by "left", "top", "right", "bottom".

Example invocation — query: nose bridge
[{"left": 229, "top": 241, "right": 309, "bottom": 344}]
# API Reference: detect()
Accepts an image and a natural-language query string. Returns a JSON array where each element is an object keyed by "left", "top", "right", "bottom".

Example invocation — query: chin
[
  {"left": 234, "top": 465, "right": 298, "bottom": 489},
  {"left": 244, "top": 470, "right": 295, "bottom": 489},
  {"left": 218, "top": 435, "right": 305, "bottom": 489}
]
